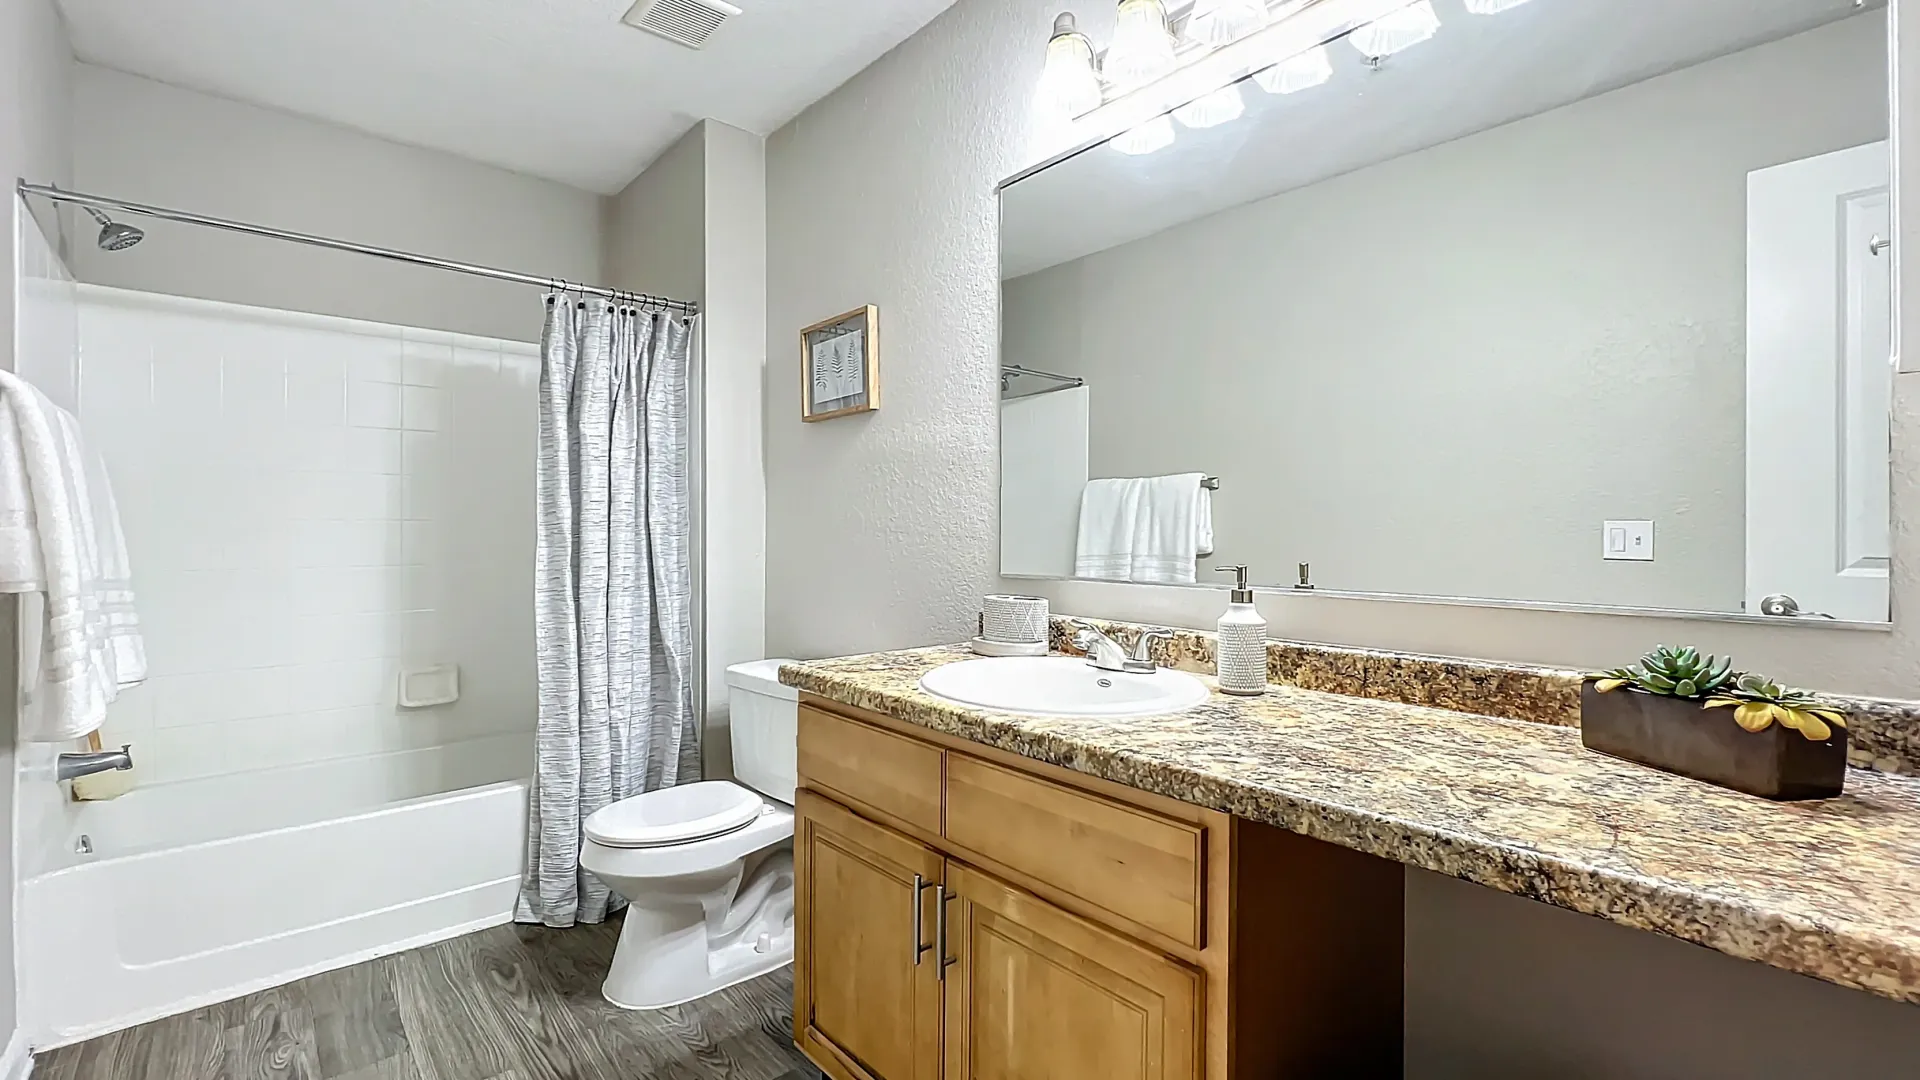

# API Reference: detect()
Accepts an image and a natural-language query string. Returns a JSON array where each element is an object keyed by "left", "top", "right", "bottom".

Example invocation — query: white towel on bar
[
  {"left": 1131, "top": 473, "right": 1208, "bottom": 584},
  {"left": 1074, "top": 473, "right": 1210, "bottom": 585},
  {"left": 0, "top": 404, "right": 44, "bottom": 592},
  {"left": 0, "top": 370, "right": 147, "bottom": 742},
  {"left": 1196, "top": 483, "right": 1214, "bottom": 559},
  {"left": 1073, "top": 478, "right": 1146, "bottom": 582}
]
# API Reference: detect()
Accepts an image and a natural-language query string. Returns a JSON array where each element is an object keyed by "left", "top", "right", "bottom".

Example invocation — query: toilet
[{"left": 580, "top": 659, "right": 799, "bottom": 1010}]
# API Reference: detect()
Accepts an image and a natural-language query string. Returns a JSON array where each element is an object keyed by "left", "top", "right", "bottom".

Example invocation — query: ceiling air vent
[{"left": 621, "top": 0, "right": 741, "bottom": 49}]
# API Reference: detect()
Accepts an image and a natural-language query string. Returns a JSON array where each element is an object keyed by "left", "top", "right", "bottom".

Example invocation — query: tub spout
[{"left": 57, "top": 746, "right": 132, "bottom": 782}]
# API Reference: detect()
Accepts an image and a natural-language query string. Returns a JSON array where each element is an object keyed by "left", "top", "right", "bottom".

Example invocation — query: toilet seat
[
  {"left": 582, "top": 801, "right": 794, "bottom": 881},
  {"left": 585, "top": 781, "right": 765, "bottom": 849}
]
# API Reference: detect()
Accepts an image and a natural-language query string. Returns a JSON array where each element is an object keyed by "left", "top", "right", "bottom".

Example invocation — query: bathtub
[{"left": 22, "top": 733, "right": 531, "bottom": 1048}]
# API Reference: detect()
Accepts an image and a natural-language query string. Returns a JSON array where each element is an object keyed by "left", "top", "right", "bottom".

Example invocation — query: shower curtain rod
[
  {"left": 1001, "top": 364, "right": 1084, "bottom": 388},
  {"left": 16, "top": 180, "right": 700, "bottom": 316}
]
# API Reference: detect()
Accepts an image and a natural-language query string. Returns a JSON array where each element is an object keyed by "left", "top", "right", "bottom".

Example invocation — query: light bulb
[
  {"left": 1172, "top": 83, "right": 1244, "bottom": 129},
  {"left": 1040, "top": 13, "right": 1103, "bottom": 118},
  {"left": 1349, "top": 0, "right": 1440, "bottom": 58},
  {"left": 1464, "top": 0, "right": 1533, "bottom": 11},
  {"left": 1253, "top": 44, "right": 1332, "bottom": 94},
  {"left": 1112, "top": 114, "right": 1175, "bottom": 155},
  {"left": 1186, "top": 0, "right": 1268, "bottom": 48},
  {"left": 1106, "top": 0, "right": 1176, "bottom": 92}
]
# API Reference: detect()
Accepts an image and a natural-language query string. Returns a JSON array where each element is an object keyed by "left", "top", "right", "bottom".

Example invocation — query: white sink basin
[{"left": 918, "top": 656, "right": 1210, "bottom": 718}]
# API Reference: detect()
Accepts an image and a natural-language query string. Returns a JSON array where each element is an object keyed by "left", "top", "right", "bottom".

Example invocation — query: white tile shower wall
[{"left": 75, "top": 285, "right": 538, "bottom": 790}]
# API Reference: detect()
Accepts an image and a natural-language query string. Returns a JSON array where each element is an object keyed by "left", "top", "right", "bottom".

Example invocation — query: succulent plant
[
  {"left": 1705, "top": 674, "right": 1848, "bottom": 742},
  {"left": 1591, "top": 645, "right": 1736, "bottom": 700}
]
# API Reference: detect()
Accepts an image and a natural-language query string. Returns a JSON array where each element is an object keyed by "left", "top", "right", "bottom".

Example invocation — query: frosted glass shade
[
  {"left": 1253, "top": 45, "right": 1332, "bottom": 94},
  {"left": 1187, "top": 0, "right": 1269, "bottom": 48},
  {"left": 1349, "top": 0, "right": 1441, "bottom": 58},
  {"left": 1464, "top": 0, "right": 1534, "bottom": 11},
  {"left": 1107, "top": 0, "right": 1177, "bottom": 91},
  {"left": 1173, "top": 83, "right": 1244, "bottom": 129},
  {"left": 1040, "top": 20, "right": 1103, "bottom": 117},
  {"left": 1113, "top": 114, "right": 1176, "bottom": 155}
]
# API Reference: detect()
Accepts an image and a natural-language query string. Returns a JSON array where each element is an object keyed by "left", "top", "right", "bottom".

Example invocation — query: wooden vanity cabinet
[
  {"left": 942, "top": 861, "right": 1204, "bottom": 1080},
  {"left": 794, "top": 791, "right": 944, "bottom": 1080},
  {"left": 793, "top": 695, "right": 1403, "bottom": 1080}
]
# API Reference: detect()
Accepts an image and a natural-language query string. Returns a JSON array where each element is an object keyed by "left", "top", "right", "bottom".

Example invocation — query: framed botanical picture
[{"left": 801, "top": 305, "right": 880, "bottom": 422}]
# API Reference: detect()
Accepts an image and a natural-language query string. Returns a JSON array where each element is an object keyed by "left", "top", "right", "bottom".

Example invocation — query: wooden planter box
[{"left": 1580, "top": 682, "right": 1847, "bottom": 801}]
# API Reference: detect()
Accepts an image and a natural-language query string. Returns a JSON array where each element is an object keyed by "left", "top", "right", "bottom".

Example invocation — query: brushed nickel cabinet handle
[
  {"left": 910, "top": 874, "right": 933, "bottom": 965},
  {"left": 935, "top": 885, "right": 956, "bottom": 980}
]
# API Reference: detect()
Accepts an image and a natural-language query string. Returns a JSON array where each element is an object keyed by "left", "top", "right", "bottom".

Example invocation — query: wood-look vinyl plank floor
[{"left": 35, "top": 920, "right": 818, "bottom": 1080}]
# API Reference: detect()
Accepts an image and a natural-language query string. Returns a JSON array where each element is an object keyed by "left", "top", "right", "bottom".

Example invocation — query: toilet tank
[{"left": 725, "top": 660, "right": 799, "bottom": 804}]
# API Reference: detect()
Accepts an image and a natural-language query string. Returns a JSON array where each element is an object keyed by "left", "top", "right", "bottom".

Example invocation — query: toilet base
[
  {"left": 602, "top": 947, "right": 793, "bottom": 1012},
  {"left": 599, "top": 847, "right": 796, "bottom": 1011}
]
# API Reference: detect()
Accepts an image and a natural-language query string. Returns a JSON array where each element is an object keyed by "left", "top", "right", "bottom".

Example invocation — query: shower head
[{"left": 83, "top": 206, "right": 144, "bottom": 251}]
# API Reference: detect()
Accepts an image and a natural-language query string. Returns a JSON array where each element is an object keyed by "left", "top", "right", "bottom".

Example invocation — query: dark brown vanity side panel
[{"left": 1229, "top": 819, "right": 1404, "bottom": 1077}]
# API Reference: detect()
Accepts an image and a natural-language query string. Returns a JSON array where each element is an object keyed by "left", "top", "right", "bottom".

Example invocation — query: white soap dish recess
[{"left": 398, "top": 665, "right": 460, "bottom": 708}]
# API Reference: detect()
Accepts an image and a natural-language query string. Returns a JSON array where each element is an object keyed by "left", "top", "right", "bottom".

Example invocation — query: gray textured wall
[
  {"left": 604, "top": 125, "right": 705, "bottom": 306},
  {"left": 70, "top": 65, "right": 603, "bottom": 343}
]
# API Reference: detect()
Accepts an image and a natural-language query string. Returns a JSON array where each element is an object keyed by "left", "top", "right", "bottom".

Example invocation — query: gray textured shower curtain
[{"left": 515, "top": 299, "right": 697, "bottom": 928}]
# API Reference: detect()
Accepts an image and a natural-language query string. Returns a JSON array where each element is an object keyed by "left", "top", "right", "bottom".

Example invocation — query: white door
[{"left": 1746, "top": 141, "right": 1891, "bottom": 622}]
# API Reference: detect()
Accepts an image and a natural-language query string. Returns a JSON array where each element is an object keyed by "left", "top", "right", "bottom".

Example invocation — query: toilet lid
[{"left": 584, "top": 781, "right": 765, "bottom": 849}]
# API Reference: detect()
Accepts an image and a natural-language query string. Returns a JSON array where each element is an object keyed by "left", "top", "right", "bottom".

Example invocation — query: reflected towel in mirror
[{"left": 1074, "top": 473, "right": 1211, "bottom": 584}]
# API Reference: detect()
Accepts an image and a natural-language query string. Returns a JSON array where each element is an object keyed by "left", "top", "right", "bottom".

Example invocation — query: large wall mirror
[{"left": 999, "top": 0, "right": 1894, "bottom": 624}]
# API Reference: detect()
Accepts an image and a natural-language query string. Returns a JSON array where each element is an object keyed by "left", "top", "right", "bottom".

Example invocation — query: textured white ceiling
[
  {"left": 56, "top": 0, "right": 962, "bottom": 193},
  {"left": 1003, "top": 0, "right": 1880, "bottom": 277}
]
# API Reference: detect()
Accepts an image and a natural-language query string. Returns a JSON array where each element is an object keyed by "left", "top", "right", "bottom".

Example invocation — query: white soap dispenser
[{"left": 1213, "top": 564, "right": 1268, "bottom": 696}]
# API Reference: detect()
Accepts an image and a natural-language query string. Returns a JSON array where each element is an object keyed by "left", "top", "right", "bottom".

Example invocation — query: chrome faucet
[
  {"left": 57, "top": 745, "right": 132, "bottom": 782},
  {"left": 1071, "top": 622, "right": 1173, "bottom": 675}
]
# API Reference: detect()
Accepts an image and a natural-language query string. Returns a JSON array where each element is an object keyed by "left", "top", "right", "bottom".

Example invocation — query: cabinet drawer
[
  {"left": 944, "top": 755, "right": 1204, "bottom": 948},
  {"left": 799, "top": 705, "right": 944, "bottom": 834}
]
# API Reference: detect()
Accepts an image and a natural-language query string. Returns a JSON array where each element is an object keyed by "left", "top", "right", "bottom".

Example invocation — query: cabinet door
[
  {"left": 795, "top": 790, "right": 945, "bottom": 1080},
  {"left": 943, "top": 861, "right": 1204, "bottom": 1080}
]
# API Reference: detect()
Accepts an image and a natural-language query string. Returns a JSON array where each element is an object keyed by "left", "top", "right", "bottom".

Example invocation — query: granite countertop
[{"left": 781, "top": 644, "right": 1920, "bottom": 1005}]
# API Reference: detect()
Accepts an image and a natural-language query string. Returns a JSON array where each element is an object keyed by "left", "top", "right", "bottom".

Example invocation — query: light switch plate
[{"left": 1603, "top": 520, "right": 1655, "bottom": 561}]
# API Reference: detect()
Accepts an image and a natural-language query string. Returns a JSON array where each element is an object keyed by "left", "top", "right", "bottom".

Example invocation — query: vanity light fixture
[
  {"left": 1173, "top": 82, "right": 1246, "bottom": 128},
  {"left": 1187, "top": 0, "right": 1270, "bottom": 48},
  {"left": 1041, "top": 12, "right": 1104, "bottom": 118},
  {"left": 1044, "top": 0, "right": 1412, "bottom": 157},
  {"left": 1348, "top": 0, "right": 1440, "bottom": 58},
  {"left": 1106, "top": 0, "right": 1179, "bottom": 91},
  {"left": 1252, "top": 43, "right": 1333, "bottom": 94},
  {"left": 1113, "top": 113, "right": 1177, "bottom": 154},
  {"left": 1463, "top": 0, "right": 1534, "bottom": 11}
]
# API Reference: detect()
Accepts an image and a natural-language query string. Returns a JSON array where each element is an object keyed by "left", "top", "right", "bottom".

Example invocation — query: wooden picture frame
[{"left": 800, "top": 305, "right": 880, "bottom": 422}]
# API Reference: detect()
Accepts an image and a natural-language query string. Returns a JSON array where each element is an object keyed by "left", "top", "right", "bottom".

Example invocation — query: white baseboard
[{"left": 1, "top": 1028, "right": 32, "bottom": 1080}]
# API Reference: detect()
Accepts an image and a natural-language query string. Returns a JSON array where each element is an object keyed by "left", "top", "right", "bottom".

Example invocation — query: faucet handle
[
  {"left": 1069, "top": 619, "right": 1111, "bottom": 649},
  {"left": 1129, "top": 629, "right": 1173, "bottom": 664}
]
